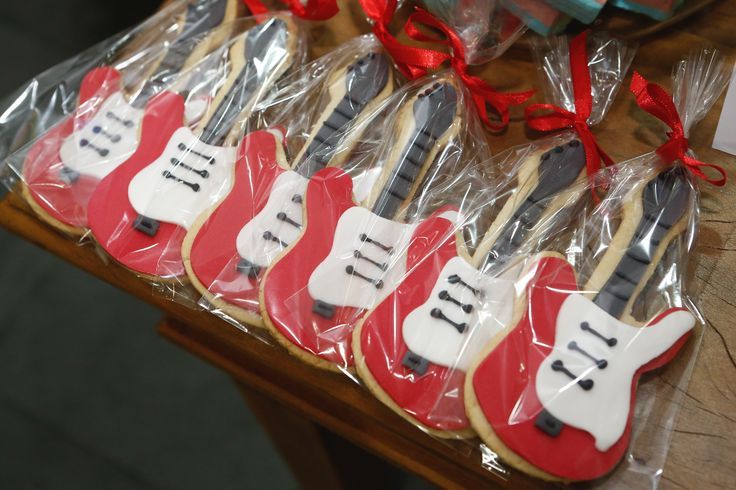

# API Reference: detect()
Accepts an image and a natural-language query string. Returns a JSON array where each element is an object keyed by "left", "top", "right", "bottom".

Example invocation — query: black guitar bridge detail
[
  {"left": 535, "top": 408, "right": 564, "bottom": 437},
  {"left": 236, "top": 258, "right": 261, "bottom": 279},
  {"left": 132, "top": 214, "right": 160, "bottom": 237},
  {"left": 312, "top": 300, "right": 336, "bottom": 319},
  {"left": 402, "top": 350, "right": 429, "bottom": 376},
  {"left": 59, "top": 166, "right": 80, "bottom": 184}
]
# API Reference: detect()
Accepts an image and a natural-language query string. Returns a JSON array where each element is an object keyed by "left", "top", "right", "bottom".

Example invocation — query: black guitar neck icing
[
  {"left": 370, "top": 82, "right": 457, "bottom": 219},
  {"left": 199, "top": 17, "right": 289, "bottom": 146},
  {"left": 133, "top": 0, "right": 230, "bottom": 107},
  {"left": 593, "top": 166, "right": 691, "bottom": 318},
  {"left": 534, "top": 167, "right": 691, "bottom": 437},
  {"left": 484, "top": 139, "right": 586, "bottom": 270},
  {"left": 294, "top": 52, "right": 390, "bottom": 178}
]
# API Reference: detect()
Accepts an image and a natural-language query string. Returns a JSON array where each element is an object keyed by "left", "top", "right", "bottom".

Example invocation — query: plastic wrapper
[
  {"left": 350, "top": 30, "right": 634, "bottom": 450},
  {"left": 420, "top": 0, "right": 526, "bottom": 64},
  {"left": 4, "top": 13, "right": 309, "bottom": 287},
  {"left": 0, "top": 0, "right": 248, "bottom": 172},
  {"left": 464, "top": 49, "right": 730, "bottom": 485},
  {"left": 182, "top": 34, "right": 400, "bottom": 329},
  {"left": 227, "top": 69, "right": 494, "bottom": 374}
]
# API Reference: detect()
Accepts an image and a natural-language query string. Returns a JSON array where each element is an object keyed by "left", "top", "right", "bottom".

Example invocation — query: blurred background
[{"left": 0, "top": 1, "right": 429, "bottom": 488}]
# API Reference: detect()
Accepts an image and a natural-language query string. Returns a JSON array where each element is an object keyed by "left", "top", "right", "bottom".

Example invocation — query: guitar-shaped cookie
[
  {"left": 354, "top": 138, "right": 588, "bottom": 436},
  {"left": 182, "top": 50, "right": 393, "bottom": 326},
  {"left": 20, "top": 0, "right": 241, "bottom": 235},
  {"left": 261, "top": 79, "right": 461, "bottom": 370},
  {"left": 465, "top": 166, "right": 696, "bottom": 481},
  {"left": 87, "top": 16, "right": 297, "bottom": 280}
]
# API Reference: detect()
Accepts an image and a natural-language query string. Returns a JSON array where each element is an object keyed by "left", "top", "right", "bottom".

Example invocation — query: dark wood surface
[
  {"left": 0, "top": 193, "right": 538, "bottom": 489},
  {"left": 2, "top": 0, "right": 736, "bottom": 487}
]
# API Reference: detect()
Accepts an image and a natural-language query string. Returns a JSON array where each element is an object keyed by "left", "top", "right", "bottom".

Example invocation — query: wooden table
[{"left": 2, "top": 1, "right": 735, "bottom": 488}]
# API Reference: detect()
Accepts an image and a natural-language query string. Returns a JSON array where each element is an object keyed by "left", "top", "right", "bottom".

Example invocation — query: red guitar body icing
[
  {"left": 22, "top": 67, "right": 123, "bottom": 229},
  {"left": 359, "top": 230, "right": 473, "bottom": 432},
  {"left": 470, "top": 256, "right": 693, "bottom": 481},
  {"left": 188, "top": 130, "right": 285, "bottom": 311},
  {"left": 87, "top": 91, "right": 187, "bottom": 278},
  {"left": 262, "top": 167, "right": 456, "bottom": 368}
]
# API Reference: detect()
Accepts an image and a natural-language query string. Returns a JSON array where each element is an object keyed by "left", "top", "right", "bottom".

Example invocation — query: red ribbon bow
[
  {"left": 404, "top": 7, "right": 535, "bottom": 131},
  {"left": 525, "top": 31, "right": 613, "bottom": 184},
  {"left": 630, "top": 71, "right": 726, "bottom": 186},
  {"left": 358, "top": 0, "right": 448, "bottom": 79},
  {"left": 243, "top": 0, "right": 338, "bottom": 20}
]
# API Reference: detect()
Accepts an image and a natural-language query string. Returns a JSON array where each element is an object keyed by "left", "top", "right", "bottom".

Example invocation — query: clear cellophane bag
[
  {"left": 420, "top": 0, "right": 527, "bottom": 64},
  {"left": 347, "top": 30, "right": 637, "bottom": 479},
  {"left": 181, "top": 34, "right": 403, "bottom": 334},
  {"left": 0, "top": 0, "right": 250, "bottom": 171},
  {"left": 464, "top": 48, "right": 729, "bottom": 486},
  {"left": 3, "top": 11, "right": 309, "bottom": 305},
  {"left": 220, "top": 68, "right": 496, "bottom": 373}
]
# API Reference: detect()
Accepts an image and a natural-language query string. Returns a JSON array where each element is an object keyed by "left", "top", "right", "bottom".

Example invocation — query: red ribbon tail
[
  {"left": 631, "top": 71, "right": 726, "bottom": 186},
  {"left": 683, "top": 155, "right": 727, "bottom": 186}
]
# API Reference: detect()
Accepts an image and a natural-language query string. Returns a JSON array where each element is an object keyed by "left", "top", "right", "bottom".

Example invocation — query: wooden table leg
[{"left": 236, "top": 381, "right": 409, "bottom": 490}]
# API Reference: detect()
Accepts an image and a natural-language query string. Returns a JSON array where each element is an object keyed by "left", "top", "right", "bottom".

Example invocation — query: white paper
[{"left": 713, "top": 63, "right": 736, "bottom": 155}]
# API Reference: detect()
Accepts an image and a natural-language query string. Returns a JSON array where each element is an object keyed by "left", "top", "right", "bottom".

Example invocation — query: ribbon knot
[
  {"left": 359, "top": 0, "right": 448, "bottom": 80},
  {"left": 524, "top": 31, "right": 612, "bottom": 186},
  {"left": 630, "top": 71, "right": 726, "bottom": 186},
  {"left": 659, "top": 131, "right": 689, "bottom": 163},
  {"left": 404, "top": 7, "right": 534, "bottom": 131}
]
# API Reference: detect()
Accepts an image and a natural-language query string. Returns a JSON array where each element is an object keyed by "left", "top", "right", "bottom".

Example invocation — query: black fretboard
[
  {"left": 371, "top": 128, "right": 438, "bottom": 219},
  {"left": 295, "top": 94, "right": 372, "bottom": 178},
  {"left": 484, "top": 139, "right": 586, "bottom": 269},
  {"left": 198, "top": 17, "right": 288, "bottom": 146},
  {"left": 592, "top": 167, "right": 691, "bottom": 318},
  {"left": 132, "top": 0, "right": 229, "bottom": 108},
  {"left": 370, "top": 82, "right": 458, "bottom": 219}
]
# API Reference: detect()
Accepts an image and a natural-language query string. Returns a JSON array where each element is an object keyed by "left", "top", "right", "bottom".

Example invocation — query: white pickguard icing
[
  {"left": 308, "top": 207, "right": 458, "bottom": 310},
  {"left": 236, "top": 167, "right": 390, "bottom": 270},
  {"left": 535, "top": 293, "right": 695, "bottom": 452},
  {"left": 183, "top": 96, "right": 210, "bottom": 128},
  {"left": 402, "top": 256, "right": 515, "bottom": 371},
  {"left": 236, "top": 170, "right": 308, "bottom": 268},
  {"left": 60, "top": 92, "right": 145, "bottom": 180},
  {"left": 128, "top": 126, "right": 237, "bottom": 229}
]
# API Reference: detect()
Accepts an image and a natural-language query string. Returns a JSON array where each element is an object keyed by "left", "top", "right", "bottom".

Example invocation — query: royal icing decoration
[
  {"left": 308, "top": 207, "right": 458, "bottom": 310},
  {"left": 127, "top": 126, "right": 237, "bottom": 229},
  {"left": 402, "top": 256, "right": 514, "bottom": 371},
  {"left": 535, "top": 293, "right": 694, "bottom": 451},
  {"left": 235, "top": 170, "right": 308, "bottom": 268},
  {"left": 469, "top": 256, "right": 695, "bottom": 481},
  {"left": 60, "top": 92, "right": 145, "bottom": 181}
]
